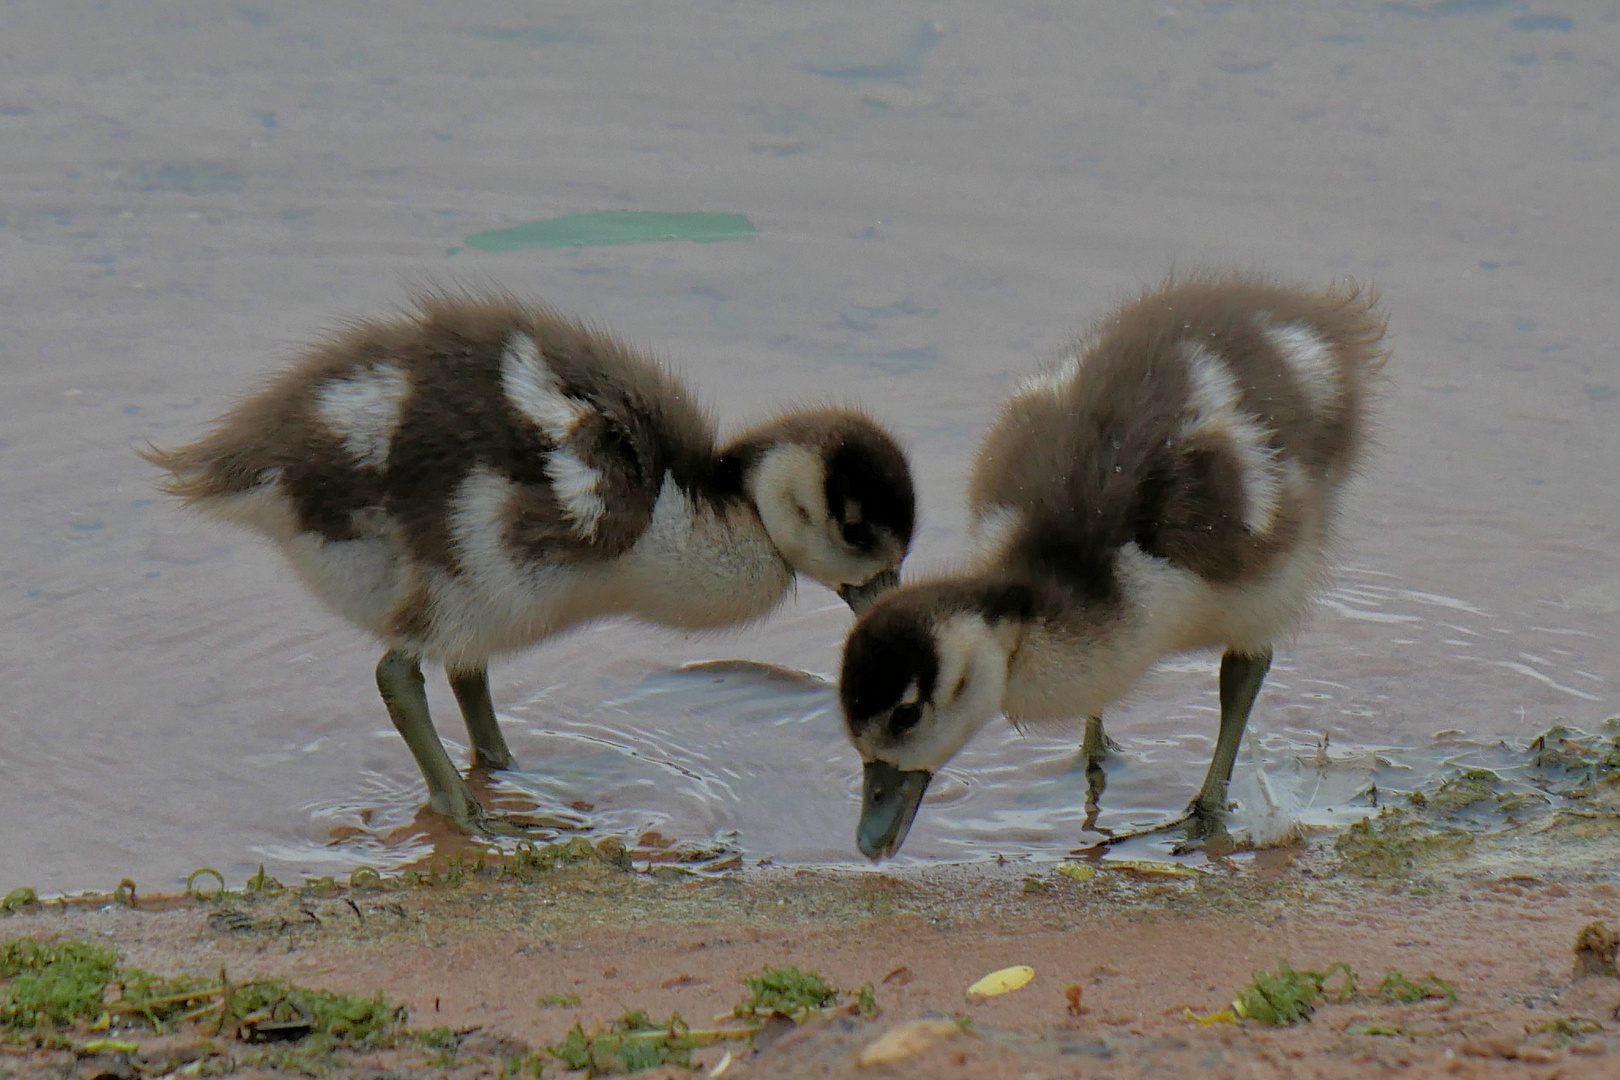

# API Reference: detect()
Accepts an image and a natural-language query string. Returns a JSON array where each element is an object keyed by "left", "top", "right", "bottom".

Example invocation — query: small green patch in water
[
  {"left": 465, "top": 211, "right": 756, "bottom": 252},
  {"left": 1334, "top": 808, "right": 1473, "bottom": 878},
  {"left": 0, "top": 888, "right": 38, "bottom": 914},
  {"left": 1430, "top": 768, "right": 1506, "bottom": 813}
]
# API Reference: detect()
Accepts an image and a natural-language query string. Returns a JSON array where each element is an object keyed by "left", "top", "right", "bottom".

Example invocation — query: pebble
[{"left": 856, "top": 1019, "right": 964, "bottom": 1067}]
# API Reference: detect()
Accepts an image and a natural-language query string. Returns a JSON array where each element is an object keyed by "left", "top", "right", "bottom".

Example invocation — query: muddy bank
[{"left": 6, "top": 813, "right": 1620, "bottom": 1079}]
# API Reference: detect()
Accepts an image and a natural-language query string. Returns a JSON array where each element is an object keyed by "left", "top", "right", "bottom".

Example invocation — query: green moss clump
[
  {"left": 1429, "top": 769, "right": 1504, "bottom": 813},
  {"left": 1526, "top": 724, "right": 1620, "bottom": 796},
  {"left": 734, "top": 966, "right": 838, "bottom": 1019},
  {"left": 548, "top": 1011, "right": 695, "bottom": 1076},
  {"left": 0, "top": 888, "right": 39, "bottom": 914},
  {"left": 538, "top": 992, "right": 582, "bottom": 1008},
  {"left": 1534, "top": 1016, "right": 1604, "bottom": 1044},
  {"left": 1375, "top": 971, "right": 1457, "bottom": 1004},
  {"left": 497, "top": 837, "right": 633, "bottom": 881},
  {"left": 1232, "top": 961, "right": 1355, "bottom": 1026},
  {"left": 1229, "top": 962, "right": 1457, "bottom": 1027},
  {"left": 226, "top": 980, "right": 404, "bottom": 1045},
  {"left": 0, "top": 939, "right": 120, "bottom": 1028},
  {"left": 1, "top": 934, "right": 409, "bottom": 1062}
]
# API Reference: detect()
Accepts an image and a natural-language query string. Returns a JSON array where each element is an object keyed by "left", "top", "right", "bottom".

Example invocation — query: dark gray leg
[
  {"left": 376, "top": 650, "right": 487, "bottom": 833},
  {"left": 448, "top": 665, "right": 513, "bottom": 771},
  {"left": 1081, "top": 714, "right": 1109, "bottom": 833},
  {"left": 1090, "top": 647, "right": 1272, "bottom": 850},
  {"left": 1188, "top": 648, "right": 1273, "bottom": 822}
]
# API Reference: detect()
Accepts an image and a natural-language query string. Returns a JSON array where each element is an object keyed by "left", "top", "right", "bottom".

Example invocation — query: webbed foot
[{"left": 1087, "top": 797, "right": 1232, "bottom": 854}]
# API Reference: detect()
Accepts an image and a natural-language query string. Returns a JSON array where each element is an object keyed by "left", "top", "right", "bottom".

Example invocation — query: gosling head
[
  {"left": 722, "top": 408, "right": 914, "bottom": 611},
  {"left": 839, "top": 580, "right": 1034, "bottom": 859}
]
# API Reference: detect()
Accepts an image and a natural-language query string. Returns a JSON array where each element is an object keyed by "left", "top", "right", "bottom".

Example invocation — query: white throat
[{"left": 612, "top": 472, "right": 794, "bottom": 628}]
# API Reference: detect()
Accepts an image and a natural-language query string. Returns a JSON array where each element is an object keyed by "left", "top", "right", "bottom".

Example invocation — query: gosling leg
[
  {"left": 1081, "top": 714, "right": 1110, "bottom": 834},
  {"left": 1188, "top": 648, "right": 1273, "bottom": 823},
  {"left": 376, "top": 650, "right": 488, "bottom": 834},
  {"left": 1089, "top": 648, "right": 1273, "bottom": 851},
  {"left": 448, "top": 664, "right": 514, "bottom": 771},
  {"left": 1082, "top": 714, "right": 1116, "bottom": 766}
]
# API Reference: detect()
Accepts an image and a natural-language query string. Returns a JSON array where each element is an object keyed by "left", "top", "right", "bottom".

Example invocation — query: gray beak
[
  {"left": 857, "top": 760, "right": 932, "bottom": 860},
  {"left": 837, "top": 567, "right": 901, "bottom": 613}
]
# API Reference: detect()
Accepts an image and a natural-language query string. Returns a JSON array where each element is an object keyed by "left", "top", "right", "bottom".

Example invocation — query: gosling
[
  {"left": 148, "top": 292, "right": 915, "bottom": 834},
  {"left": 839, "top": 273, "right": 1387, "bottom": 858}
]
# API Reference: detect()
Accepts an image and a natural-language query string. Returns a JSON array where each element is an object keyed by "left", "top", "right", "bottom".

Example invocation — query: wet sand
[{"left": 5, "top": 820, "right": 1620, "bottom": 1078}]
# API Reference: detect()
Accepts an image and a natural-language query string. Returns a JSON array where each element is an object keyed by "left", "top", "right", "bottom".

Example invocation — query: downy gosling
[
  {"left": 839, "top": 274, "right": 1387, "bottom": 858},
  {"left": 148, "top": 292, "right": 915, "bottom": 834}
]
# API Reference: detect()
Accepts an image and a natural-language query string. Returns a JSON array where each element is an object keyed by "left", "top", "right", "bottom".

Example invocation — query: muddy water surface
[{"left": 2, "top": 2, "right": 1616, "bottom": 894}]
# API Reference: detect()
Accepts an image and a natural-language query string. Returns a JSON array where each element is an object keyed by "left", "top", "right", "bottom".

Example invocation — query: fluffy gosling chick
[
  {"left": 147, "top": 293, "right": 915, "bottom": 834},
  {"left": 839, "top": 274, "right": 1387, "bottom": 859}
]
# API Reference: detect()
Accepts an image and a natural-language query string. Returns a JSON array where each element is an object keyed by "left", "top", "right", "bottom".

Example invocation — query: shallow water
[{"left": 2, "top": 2, "right": 1616, "bottom": 894}]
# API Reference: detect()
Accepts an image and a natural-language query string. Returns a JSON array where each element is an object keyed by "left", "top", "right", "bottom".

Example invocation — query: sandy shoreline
[{"left": 6, "top": 817, "right": 1620, "bottom": 1078}]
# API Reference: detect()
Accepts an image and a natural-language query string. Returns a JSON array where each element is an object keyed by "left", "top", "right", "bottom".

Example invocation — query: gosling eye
[
  {"left": 841, "top": 520, "right": 874, "bottom": 550},
  {"left": 889, "top": 702, "right": 923, "bottom": 738}
]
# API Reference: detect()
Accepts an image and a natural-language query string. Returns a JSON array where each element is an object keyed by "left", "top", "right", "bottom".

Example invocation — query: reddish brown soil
[{"left": 5, "top": 844, "right": 1620, "bottom": 1079}]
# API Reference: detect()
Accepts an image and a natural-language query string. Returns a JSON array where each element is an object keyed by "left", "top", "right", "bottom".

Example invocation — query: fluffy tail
[{"left": 140, "top": 431, "right": 271, "bottom": 505}]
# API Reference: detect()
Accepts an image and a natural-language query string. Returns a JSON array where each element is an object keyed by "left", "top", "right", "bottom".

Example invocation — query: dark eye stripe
[{"left": 889, "top": 702, "right": 922, "bottom": 737}]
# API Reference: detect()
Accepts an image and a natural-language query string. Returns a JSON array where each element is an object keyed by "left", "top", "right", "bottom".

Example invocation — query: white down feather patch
[
  {"left": 1180, "top": 342, "right": 1283, "bottom": 535},
  {"left": 500, "top": 331, "right": 606, "bottom": 540},
  {"left": 316, "top": 364, "right": 410, "bottom": 468},
  {"left": 1263, "top": 321, "right": 1341, "bottom": 417},
  {"left": 1012, "top": 353, "right": 1081, "bottom": 402}
]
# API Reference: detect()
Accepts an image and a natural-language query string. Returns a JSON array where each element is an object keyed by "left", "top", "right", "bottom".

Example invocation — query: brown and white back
[
  {"left": 148, "top": 292, "right": 915, "bottom": 834},
  {"left": 839, "top": 273, "right": 1387, "bottom": 860}
]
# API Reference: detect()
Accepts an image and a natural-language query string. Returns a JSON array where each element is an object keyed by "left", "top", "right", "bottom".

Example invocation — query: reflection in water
[{"left": 298, "top": 560, "right": 1611, "bottom": 874}]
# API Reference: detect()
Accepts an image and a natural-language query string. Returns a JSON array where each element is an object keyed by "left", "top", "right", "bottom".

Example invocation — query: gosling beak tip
[
  {"left": 837, "top": 567, "right": 902, "bottom": 614},
  {"left": 857, "top": 760, "right": 932, "bottom": 860}
]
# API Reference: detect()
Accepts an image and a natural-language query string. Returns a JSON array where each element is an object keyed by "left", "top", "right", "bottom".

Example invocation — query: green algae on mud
[
  {"left": 1334, "top": 808, "right": 1474, "bottom": 878},
  {"left": 464, "top": 211, "right": 756, "bottom": 251},
  {"left": 1227, "top": 960, "right": 1456, "bottom": 1027},
  {"left": 735, "top": 966, "right": 838, "bottom": 1019},
  {"left": 545, "top": 965, "right": 868, "bottom": 1076},
  {"left": 1, "top": 934, "right": 407, "bottom": 1067}
]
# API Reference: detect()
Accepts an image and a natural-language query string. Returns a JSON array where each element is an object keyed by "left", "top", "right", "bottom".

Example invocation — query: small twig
[
  {"left": 172, "top": 1000, "right": 224, "bottom": 1027},
  {"left": 214, "top": 967, "right": 233, "bottom": 1037}
]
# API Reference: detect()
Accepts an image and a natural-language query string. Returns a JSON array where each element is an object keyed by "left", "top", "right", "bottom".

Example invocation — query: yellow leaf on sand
[
  {"left": 1103, "top": 858, "right": 1203, "bottom": 879},
  {"left": 966, "top": 964, "right": 1036, "bottom": 997},
  {"left": 1183, "top": 1007, "right": 1238, "bottom": 1027},
  {"left": 1056, "top": 862, "right": 1095, "bottom": 882},
  {"left": 856, "top": 1019, "right": 964, "bottom": 1066}
]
